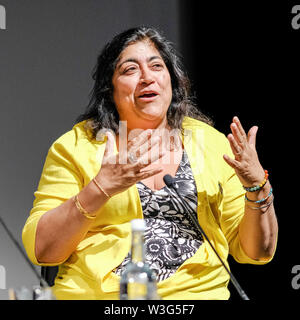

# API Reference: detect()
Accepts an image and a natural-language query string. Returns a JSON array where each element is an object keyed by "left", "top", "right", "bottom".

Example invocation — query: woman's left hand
[{"left": 223, "top": 116, "right": 265, "bottom": 187}]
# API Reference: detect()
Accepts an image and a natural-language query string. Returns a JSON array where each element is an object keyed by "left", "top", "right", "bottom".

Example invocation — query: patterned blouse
[{"left": 114, "top": 150, "right": 203, "bottom": 282}]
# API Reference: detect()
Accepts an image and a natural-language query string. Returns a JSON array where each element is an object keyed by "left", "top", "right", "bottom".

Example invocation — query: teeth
[{"left": 141, "top": 93, "right": 156, "bottom": 97}]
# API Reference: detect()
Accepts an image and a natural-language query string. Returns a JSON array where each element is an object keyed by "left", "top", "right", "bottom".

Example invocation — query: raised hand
[
  {"left": 95, "top": 129, "right": 164, "bottom": 197},
  {"left": 223, "top": 116, "right": 265, "bottom": 188}
]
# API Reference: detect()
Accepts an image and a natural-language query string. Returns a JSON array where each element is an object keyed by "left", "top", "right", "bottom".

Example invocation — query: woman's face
[{"left": 112, "top": 40, "right": 172, "bottom": 130}]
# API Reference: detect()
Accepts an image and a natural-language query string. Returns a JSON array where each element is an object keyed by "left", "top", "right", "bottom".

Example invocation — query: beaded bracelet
[
  {"left": 246, "top": 194, "right": 274, "bottom": 211},
  {"left": 245, "top": 187, "right": 273, "bottom": 204},
  {"left": 243, "top": 170, "right": 269, "bottom": 192}
]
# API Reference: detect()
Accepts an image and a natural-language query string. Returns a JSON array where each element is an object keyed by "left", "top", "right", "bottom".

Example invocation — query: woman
[{"left": 22, "top": 26, "right": 278, "bottom": 300}]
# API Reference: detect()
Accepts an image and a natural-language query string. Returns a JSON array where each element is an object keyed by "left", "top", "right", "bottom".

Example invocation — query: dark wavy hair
[{"left": 76, "top": 26, "right": 212, "bottom": 137}]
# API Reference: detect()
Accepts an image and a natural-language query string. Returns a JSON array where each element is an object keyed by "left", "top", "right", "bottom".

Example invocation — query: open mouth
[
  {"left": 138, "top": 92, "right": 158, "bottom": 98},
  {"left": 139, "top": 93, "right": 158, "bottom": 98}
]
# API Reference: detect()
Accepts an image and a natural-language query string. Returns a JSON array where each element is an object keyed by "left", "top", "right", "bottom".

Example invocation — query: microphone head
[{"left": 163, "top": 174, "right": 175, "bottom": 188}]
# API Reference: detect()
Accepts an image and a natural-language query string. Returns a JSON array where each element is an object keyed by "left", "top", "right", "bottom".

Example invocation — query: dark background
[
  {"left": 182, "top": 1, "right": 297, "bottom": 303},
  {"left": 0, "top": 0, "right": 298, "bottom": 304}
]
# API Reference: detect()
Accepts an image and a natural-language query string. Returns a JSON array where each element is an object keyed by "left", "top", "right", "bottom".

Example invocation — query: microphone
[
  {"left": 163, "top": 174, "right": 250, "bottom": 300},
  {"left": 0, "top": 215, "right": 49, "bottom": 289}
]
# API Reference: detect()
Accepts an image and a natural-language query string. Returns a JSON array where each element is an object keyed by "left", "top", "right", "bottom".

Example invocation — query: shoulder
[
  {"left": 182, "top": 116, "right": 228, "bottom": 147},
  {"left": 48, "top": 120, "right": 103, "bottom": 159},
  {"left": 51, "top": 120, "right": 101, "bottom": 148},
  {"left": 52, "top": 121, "right": 89, "bottom": 146}
]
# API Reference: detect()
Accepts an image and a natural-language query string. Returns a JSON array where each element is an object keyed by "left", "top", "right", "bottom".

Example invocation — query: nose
[{"left": 139, "top": 67, "right": 154, "bottom": 85}]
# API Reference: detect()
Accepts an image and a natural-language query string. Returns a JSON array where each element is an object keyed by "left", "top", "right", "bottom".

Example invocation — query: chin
[
  {"left": 139, "top": 111, "right": 166, "bottom": 123},
  {"left": 138, "top": 105, "right": 166, "bottom": 119}
]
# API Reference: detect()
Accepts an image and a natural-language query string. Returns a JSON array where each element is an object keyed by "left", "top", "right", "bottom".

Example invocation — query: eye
[
  {"left": 151, "top": 63, "right": 163, "bottom": 70},
  {"left": 123, "top": 65, "right": 138, "bottom": 74}
]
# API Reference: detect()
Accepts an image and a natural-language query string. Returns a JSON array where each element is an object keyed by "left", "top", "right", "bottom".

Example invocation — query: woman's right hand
[
  {"left": 94, "top": 129, "right": 164, "bottom": 197},
  {"left": 34, "top": 130, "right": 165, "bottom": 264}
]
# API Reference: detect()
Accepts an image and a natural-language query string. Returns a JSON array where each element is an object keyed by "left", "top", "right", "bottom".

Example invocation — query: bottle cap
[{"left": 131, "top": 219, "right": 146, "bottom": 232}]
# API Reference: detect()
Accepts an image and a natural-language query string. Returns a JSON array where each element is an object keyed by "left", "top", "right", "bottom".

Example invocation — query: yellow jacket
[{"left": 22, "top": 117, "right": 274, "bottom": 300}]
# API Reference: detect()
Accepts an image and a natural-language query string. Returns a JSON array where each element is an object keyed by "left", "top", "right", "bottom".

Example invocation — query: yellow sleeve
[
  {"left": 22, "top": 131, "right": 83, "bottom": 266},
  {"left": 219, "top": 142, "right": 276, "bottom": 265}
]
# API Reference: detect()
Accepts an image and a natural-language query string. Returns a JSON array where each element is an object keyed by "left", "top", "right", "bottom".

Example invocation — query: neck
[{"left": 127, "top": 116, "right": 169, "bottom": 132}]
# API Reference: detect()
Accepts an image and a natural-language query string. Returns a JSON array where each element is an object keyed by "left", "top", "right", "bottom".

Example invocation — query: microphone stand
[
  {"left": 0, "top": 215, "right": 49, "bottom": 290},
  {"left": 163, "top": 174, "right": 250, "bottom": 300}
]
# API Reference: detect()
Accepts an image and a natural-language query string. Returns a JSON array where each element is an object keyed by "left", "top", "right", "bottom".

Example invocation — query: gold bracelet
[
  {"left": 73, "top": 195, "right": 97, "bottom": 219},
  {"left": 93, "top": 178, "right": 110, "bottom": 198}
]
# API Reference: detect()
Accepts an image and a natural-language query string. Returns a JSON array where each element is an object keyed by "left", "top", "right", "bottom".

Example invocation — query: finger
[
  {"left": 227, "top": 133, "right": 242, "bottom": 158},
  {"left": 223, "top": 154, "right": 240, "bottom": 170},
  {"left": 233, "top": 116, "right": 247, "bottom": 141},
  {"left": 103, "top": 131, "right": 115, "bottom": 157},
  {"left": 127, "top": 136, "right": 159, "bottom": 165},
  {"left": 127, "top": 129, "right": 153, "bottom": 160},
  {"left": 230, "top": 122, "right": 246, "bottom": 146},
  {"left": 101, "top": 132, "right": 118, "bottom": 165},
  {"left": 135, "top": 148, "right": 165, "bottom": 169},
  {"left": 138, "top": 135, "right": 161, "bottom": 158},
  {"left": 136, "top": 167, "right": 163, "bottom": 180},
  {"left": 129, "top": 135, "right": 161, "bottom": 167},
  {"left": 128, "top": 129, "right": 152, "bottom": 150},
  {"left": 247, "top": 126, "right": 258, "bottom": 147}
]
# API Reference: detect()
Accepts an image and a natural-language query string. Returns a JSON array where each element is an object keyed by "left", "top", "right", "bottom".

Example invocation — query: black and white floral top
[{"left": 114, "top": 150, "right": 203, "bottom": 282}]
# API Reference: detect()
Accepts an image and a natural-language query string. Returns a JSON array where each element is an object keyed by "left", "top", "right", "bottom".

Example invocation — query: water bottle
[{"left": 119, "top": 219, "right": 159, "bottom": 300}]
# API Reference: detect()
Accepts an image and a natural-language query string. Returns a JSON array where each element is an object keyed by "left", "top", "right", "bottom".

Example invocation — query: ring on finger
[{"left": 128, "top": 152, "right": 138, "bottom": 164}]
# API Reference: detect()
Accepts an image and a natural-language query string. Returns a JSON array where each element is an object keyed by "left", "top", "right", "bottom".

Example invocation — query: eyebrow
[{"left": 117, "top": 55, "right": 163, "bottom": 70}]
